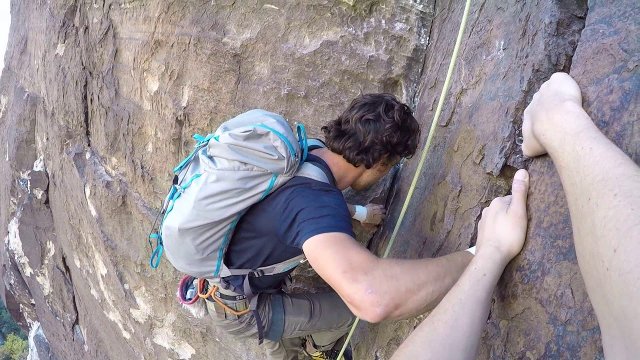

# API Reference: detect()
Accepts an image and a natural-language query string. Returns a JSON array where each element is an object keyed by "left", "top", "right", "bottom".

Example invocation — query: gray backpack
[{"left": 148, "top": 109, "right": 328, "bottom": 284}]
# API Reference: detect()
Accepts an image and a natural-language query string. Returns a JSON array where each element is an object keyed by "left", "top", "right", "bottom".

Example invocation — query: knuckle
[{"left": 489, "top": 197, "right": 503, "bottom": 208}]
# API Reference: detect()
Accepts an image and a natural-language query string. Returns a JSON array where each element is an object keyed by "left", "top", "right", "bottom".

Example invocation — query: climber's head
[{"left": 322, "top": 93, "right": 420, "bottom": 190}]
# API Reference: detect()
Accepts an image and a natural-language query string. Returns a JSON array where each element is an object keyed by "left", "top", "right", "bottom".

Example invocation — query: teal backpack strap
[
  {"left": 296, "top": 123, "right": 309, "bottom": 164},
  {"left": 306, "top": 138, "right": 325, "bottom": 150},
  {"left": 172, "top": 133, "right": 213, "bottom": 174},
  {"left": 148, "top": 133, "right": 214, "bottom": 269},
  {"left": 149, "top": 233, "right": 163, "bottom": 269}
]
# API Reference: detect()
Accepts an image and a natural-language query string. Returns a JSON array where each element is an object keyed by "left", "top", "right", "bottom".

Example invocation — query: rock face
[
  {"left": 359, "top": 0, "right": 638, "bottom": 359},
  {"left": 0, "top": 1, "right": 431, "bottom": 359},
  {"left": 0, "top": 0, "right": 637, "bottom": 360}
]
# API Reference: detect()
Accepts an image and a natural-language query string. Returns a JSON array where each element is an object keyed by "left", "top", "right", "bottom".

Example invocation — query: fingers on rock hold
[{"left": 512, "top": 169, "right": 530, "bottom": 193}]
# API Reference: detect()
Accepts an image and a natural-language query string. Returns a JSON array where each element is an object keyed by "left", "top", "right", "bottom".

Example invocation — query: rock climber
[{"left": 210, "top": 93, "right": 476, "bottom": 359}]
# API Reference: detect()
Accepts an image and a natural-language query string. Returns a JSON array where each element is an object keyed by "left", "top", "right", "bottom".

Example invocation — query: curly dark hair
[{"left": 321, "top": 93, "right": 420, "bottom": 169}]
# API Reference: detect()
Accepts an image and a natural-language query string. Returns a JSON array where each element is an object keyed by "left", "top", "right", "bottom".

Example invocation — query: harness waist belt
[
  {"left": 205, "top": 279, "right": 245, "bottom": 297},
  {"left": 208, "top": 298, "right": 250, "bottom": 320},
  {"left": 214, "top": 290, "right": 246, "bottom": 302}
]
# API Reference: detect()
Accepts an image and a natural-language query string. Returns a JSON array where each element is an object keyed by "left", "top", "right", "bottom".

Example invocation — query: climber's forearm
[
  {"left": 543, "top": 105, "right": 640, "bottom": 255},
  {"left": 539, "top": 103, "right": 640, "bottom": 355},
  {"left": 379, "top": 250, "right": 473, "bottom": 320},
  {"left": 304, "top": 232, "right": 471, "bottom": 323},
  {"left": 391, "top": 251, "right": 508, "bottom": 360}
]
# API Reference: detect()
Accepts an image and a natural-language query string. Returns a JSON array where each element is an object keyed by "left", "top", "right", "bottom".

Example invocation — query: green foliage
[
  {"left": 0, "top": 303, "right": 27, "bottom": 360},
  {"left": 0, "top": 334, "right": 27, "bottom": 360},
  {"left": 0, "top": 305, "right": 24, "bottom": 341}
]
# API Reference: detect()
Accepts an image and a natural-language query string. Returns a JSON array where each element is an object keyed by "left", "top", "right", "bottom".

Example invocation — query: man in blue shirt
[{"left": 212, "top": 94, "right": 474, "bottom": 359}]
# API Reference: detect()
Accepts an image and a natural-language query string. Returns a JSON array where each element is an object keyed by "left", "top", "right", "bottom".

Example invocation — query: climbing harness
[
  {"left": 196, "top": 278, "right": 251, "bottom": 317},
  {"left": 337, "top": 0, "right": 473, "bottom": 357}
]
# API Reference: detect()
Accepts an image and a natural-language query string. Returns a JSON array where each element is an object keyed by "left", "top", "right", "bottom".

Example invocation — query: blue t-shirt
[{"left": 224, "top": 155, "right": 355, "bottom": 292}]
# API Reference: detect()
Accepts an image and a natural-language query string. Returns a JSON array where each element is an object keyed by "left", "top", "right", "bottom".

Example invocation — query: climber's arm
[
  {"left": 302, "top": 232, "right": 472, "bottom": 323},
  {"left": 391, "top": 248, "right": 509, "bottom": 360},
  {"left": 522, "top": 72, "right": 640, "bottom": 357},
  {"left": 392, "top": 170, "right": 529, "bottom": 360}
]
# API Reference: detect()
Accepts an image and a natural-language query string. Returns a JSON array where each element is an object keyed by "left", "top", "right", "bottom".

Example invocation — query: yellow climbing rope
[{"left": 337, "top": 0, "right": 473, "bottom": 358}]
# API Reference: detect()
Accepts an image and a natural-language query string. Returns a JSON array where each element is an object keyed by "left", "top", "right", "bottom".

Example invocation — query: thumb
[{"left": 509, "top": 169, "right": 529, "bottom": 214}]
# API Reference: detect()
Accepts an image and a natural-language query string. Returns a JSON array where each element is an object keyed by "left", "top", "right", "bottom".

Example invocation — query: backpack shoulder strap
[
  {"left": 296, "top": 162, "right": 329, "bottom": 184},
  {"left": 297, "top": 138, "right": 331, "bottom": 183},
  {"left": 307, "top": 138, "right": 326, "bottom": 150}
]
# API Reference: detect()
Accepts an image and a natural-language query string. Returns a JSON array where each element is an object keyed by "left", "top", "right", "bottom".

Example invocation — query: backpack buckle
[{"left": 250, "top": 269, "right": 265, "bottom": 277}]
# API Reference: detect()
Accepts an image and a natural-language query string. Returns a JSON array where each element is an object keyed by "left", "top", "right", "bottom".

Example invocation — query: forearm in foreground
[
  {"left": 379, "top": 251, "right": 473, "bottom": 321},
  {"left": 543, "top": 105, "right": 640, "bottom": 355},
  {"left": 391, "top": 251, "right": 508, "bottom": 360}
]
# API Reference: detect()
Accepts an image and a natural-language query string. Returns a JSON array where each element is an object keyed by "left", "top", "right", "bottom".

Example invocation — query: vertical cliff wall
[
  {"left": 0, "top": 0, "right": 637, "bottom": 359},
  {"left": 358, "top": 0, "right": 638, "bottom": 359},
  {"left": 0, "top": 1, "right": 431, "bottom": 359}
]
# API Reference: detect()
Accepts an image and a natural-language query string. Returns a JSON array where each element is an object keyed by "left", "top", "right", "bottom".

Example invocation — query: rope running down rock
[{"left": 337, "top": 0, "right": 473, "bottom": 357}]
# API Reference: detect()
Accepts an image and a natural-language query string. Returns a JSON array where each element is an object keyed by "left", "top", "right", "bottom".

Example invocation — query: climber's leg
[
  {"left": 206, "top": 290, "right": 352, "bottom": 359},
  {"left": 260, "top": 291, "right": 354, "bottom": 359},
  {"left": 522, "top": 72, "right": 640, "bottom": 358},
  {"left": 262, "top": 337, "right": 303, "bottom": 360}
]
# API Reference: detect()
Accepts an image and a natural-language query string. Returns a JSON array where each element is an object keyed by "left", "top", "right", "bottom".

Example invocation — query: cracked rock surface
[{"left": 0, "top": 0, "right": 637, "bottom": 359}]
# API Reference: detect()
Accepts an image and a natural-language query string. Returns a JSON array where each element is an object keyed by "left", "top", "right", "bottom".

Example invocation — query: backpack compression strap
[{"left": 219, "top": 254, "right": 307, "bottom": 277}]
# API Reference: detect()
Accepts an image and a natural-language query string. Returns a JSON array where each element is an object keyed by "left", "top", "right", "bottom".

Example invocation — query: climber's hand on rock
[
  {"left": 522, "top": 72, "right": 584, "bottom": 157},
  {"left": 362, "top": 203, "right": 386, "bottom": 225},
  {"left": 476, "top": 169, "right": 529, "bottom": 264}
]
